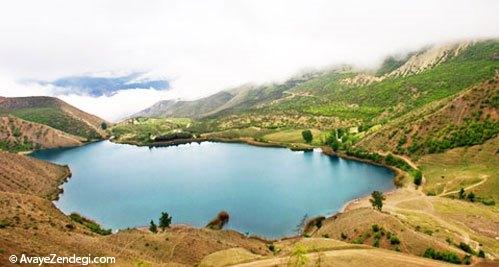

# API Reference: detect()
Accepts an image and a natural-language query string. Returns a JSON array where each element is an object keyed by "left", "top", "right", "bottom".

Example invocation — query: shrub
[
  {"left": 458, "top": 188, "right": 466, "bottom": 199},
  {"left": 423, "top": 247, "right": 462, "bottom": 264},
  {"left": 206, "top": 211, "right": 230, "bottom": 230},
  {"left": 481, "top": 198, "right": 495, "bottom": 206},
  {"left": 12, "top": 127, "right": 21, "bottom": 137},
  {"left": 149, "top": 220, "right": 158, "bottom": 233},
  {"left": 466, "top": 192, "right": 476, "bottom": 202},
  {"left": 100, "top": 122, "right": 108, "bottom": 130},
  {"left": 413, "top": 170, "right": 423, "bottom": 186},
  {"left": 301, "top": 130, "right": 313, "bottom": 143},
  {"left": 459, "top": 242, "right": 474, "bottom": 254},
  {"left": 340, "top": 232, "right": 347, "bottom": 240},
  {"left": 390, "top": 235, "right": 400, "bottom": 245},
  {"left": 69, "top": 213, "right": 111, "bottom": 235},
  {"left": 463, "top": 255, "right": 472, "bottom": 265},
  {"left": 371, "top": 224, "right": 380, "bottom": 232},
  {"left": 159, "top": 212, "right": 172, "bottom": 230},
  {"left": 478, "top": 250, "right": 485, "bottom": 258}
]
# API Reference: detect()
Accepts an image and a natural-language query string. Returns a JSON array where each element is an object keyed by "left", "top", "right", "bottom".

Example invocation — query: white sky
[{"left": 0, "top": 0, "right": 498, "bottom": 121}]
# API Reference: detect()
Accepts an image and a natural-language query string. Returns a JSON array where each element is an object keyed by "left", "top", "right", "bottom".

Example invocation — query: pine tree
[
  {"left": 159, "top": 212, "right": 172, "bottom": 230},
  {"left": 149, "top": 220, "right": 157, "bottom": 233}
]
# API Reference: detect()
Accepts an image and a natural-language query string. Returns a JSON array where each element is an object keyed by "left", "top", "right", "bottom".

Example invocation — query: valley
[{"left": 0, "top": 39, "right": 497, "bottom": 266}]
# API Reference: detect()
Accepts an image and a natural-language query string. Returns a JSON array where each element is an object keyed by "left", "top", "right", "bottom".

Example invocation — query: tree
[
  {"left": 100, "top": 122, "right": 108, "bottom": 130},
  {"left": 149, "top": 220, "right": 157, "bottom": 233},
  {"left": 330, "top": 139, "right": 340, "bottom": 151},
  {"left": 458, "top": 188, "right": 465, "bottom": 199},
  {"left": 370, "top": 191, "right": 385, "bottom": 211},
  {"left": 413, "top": 170, "right": 423, "bottom": 186},
  {"left": 159, "top": 212, "right": 172, "bottom": 230},
  {"left": 302, "top": 130, "right": 313, "bottom": 143}
]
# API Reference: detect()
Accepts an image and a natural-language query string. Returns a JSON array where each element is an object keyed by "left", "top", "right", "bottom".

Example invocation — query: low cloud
[
  {"left": 35, "top": 72, "right": 170, "bottom": 97},
  {"left": 0, "top": 0, "right": 498, "bottom": 120}
]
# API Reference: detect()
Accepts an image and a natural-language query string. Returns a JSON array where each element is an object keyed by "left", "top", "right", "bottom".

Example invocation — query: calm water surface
[{"left": 31, "top": 141, "right": 394, "bottom": 237}]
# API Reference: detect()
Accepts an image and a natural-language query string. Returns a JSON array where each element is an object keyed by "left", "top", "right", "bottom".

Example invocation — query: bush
[
  {"left": 371, "top": 224, "right": 380, "bottom": 232},
  {"left": 458, "top": 188, "right": 466, "bottom": 199},
  {"left": 340, "top": 232, "right": 347, "bottom": 240},
  {"left": 206, "top": 211, "right": 230, "bottom": 230},
  {"left": 481, "top": 198, "right": 495, "bottom": 206},
  {"left": 149, "top": 220, "right": 158, "bottom": 233},
  {"left": 301, "top": 130, "right": 313, "bottom": 143},
  {"left": 159, "top": 212, "right": 172, "bottom": 230},
  {"left": 413, "top": 170, "right": 423, "bottom": 186},
  {"left": 390, "top": 235, "right": 400, "bottom": 245},
  {"left": 466, "top": 192, "right": 476, "bottom": 202},
  {"left": 478, "top": 250, "right": 485, "bottom": 258},
  {"left": 463, "top": 255, "right": 472, "bottom": 265},
  {"left": 423, "top": 247, "right": 462, "bottom": 264},
  {"left": 459, "top": 242, "right": 474, "bottom": 254},
  {"left": 69, "top": 213, "right": 111, "bottom": 235}
]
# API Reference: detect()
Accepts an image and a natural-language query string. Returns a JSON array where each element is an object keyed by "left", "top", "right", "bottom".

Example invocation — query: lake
[{"left": 30, "top": 141, "right": 394, "bottom": 237}]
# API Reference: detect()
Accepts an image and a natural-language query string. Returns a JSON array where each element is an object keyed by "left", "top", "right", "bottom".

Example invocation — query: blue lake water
[{"left": 30, "top": 141, "right": 394, "bottom": 237}]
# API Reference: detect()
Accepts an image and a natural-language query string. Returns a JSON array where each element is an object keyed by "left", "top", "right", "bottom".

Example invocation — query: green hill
[
  {"left": 0, "top": 96, "right": 108, "bottom": 151},
  {"left": 125, "top": 39, "right": 498, "bottom": 152}
]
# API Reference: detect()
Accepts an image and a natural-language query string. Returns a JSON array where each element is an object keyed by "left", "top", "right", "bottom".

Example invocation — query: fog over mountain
[{"left": 0, "top": 0, "right": 498, "bottom": 121}]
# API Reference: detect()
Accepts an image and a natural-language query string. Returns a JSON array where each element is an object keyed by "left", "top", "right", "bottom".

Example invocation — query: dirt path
[
  {"left": 377, "top": 151, "right": 419, "bottom": 170},
  {"left": 231, "top": 248, "right": 453, "bottom": 267},
  {"left": 438, "top": 175, "right": 488, "bottom": 197}
]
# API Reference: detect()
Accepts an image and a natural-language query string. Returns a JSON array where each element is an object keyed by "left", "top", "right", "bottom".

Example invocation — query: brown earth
[
  {"left": 0, "top": 116, "right": 84, "bottom": 150},
  {"left": 0, "top": 151, "right": 272, "bottom": 266}
]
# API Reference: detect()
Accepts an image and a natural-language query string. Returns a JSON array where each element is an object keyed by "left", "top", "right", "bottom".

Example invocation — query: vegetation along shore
[{"left": 0, "top": 39, "right": 498, "bottom": 266}]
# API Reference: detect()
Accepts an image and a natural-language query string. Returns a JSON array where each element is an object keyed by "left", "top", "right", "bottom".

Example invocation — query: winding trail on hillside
[
  {"left": 231, "top": 248, "right": 453, "bottom": 267},
  {"left": 438, "top": 176, "right": 488, "bottom": 197}
]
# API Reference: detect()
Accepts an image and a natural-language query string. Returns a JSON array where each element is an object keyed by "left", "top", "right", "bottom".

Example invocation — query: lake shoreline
[
  {"left": 36, "top": 138, "right": 401, "bottom": 241},
  {"left": 111, "top": 136, "right": 315, "bottom": 151}
]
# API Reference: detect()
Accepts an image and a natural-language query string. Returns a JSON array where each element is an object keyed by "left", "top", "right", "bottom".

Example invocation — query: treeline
[{"left": 345, "top": 148, "right": 422, "bottom": 186}]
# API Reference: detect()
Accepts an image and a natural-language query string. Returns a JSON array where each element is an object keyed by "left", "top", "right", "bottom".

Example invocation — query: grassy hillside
[
  {"left": 120, "top": 40, "right": 498, "bottom": 153},
  {"left": 0, "top": 116, "right": 84, "bottom": 152},
  {"left": 0, "top": 96, "right": 107, "bottom": 147},
  {"left": 356, "top": 74, "right": 498, "bottom": 155}
]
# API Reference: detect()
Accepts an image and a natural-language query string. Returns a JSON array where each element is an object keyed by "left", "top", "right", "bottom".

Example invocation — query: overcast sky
[{"left": 0, "top": 0, "right": 498, "bottom": 121}]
